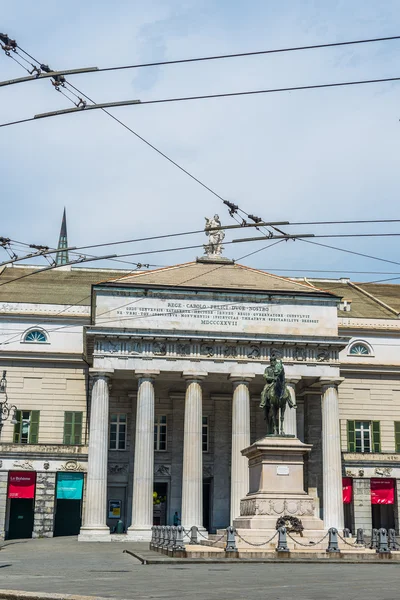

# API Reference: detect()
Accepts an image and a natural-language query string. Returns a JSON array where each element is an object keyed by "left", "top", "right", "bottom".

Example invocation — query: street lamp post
[{"left": 0, "top": 371, "right": 18, "bottom": 434}]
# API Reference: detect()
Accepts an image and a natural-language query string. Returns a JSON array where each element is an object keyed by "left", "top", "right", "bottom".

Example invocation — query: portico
[{"left": 78, "top": 259, "right": 348, "bottom": 541}]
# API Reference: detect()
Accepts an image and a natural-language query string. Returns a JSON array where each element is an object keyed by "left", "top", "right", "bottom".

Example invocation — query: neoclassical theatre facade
[
  {"left": 80, "top": 258, "right": 347, "bottom": 540},
  {"left": 0, "top": 258, "right": 399, "bottom": 540}
]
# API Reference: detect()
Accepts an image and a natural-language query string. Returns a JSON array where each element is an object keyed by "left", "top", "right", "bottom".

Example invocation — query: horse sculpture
[{"left": 260, "top": 357, "right": 295, "bottom": 435}]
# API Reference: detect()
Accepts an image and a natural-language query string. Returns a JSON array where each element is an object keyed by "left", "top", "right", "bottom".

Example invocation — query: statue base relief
[{"left": 232, "top": 436, "right": 326, "bottom": 549}]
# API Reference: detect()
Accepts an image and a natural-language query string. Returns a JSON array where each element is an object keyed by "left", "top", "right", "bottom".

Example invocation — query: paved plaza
[{"left": 0, "top": 537, "right": 397, "bottom": 600}]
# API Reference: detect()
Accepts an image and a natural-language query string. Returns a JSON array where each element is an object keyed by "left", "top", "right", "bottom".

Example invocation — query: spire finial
[{"left": 56, "top": 208, "right": 69, "bottom": 266}]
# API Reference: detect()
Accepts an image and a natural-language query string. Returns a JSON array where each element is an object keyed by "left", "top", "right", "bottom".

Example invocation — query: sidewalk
[{"left": 0, "top": 536, "right": 399, "bottom": 600}]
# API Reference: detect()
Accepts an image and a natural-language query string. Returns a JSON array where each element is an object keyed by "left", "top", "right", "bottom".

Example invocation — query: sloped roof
[
  {"left": 106, "top": 261, "right": 337, "bottom": 296},
  {"left": 0, "top": 266, "right": 132, "bottom": 306},
  {"left": 303, "top": 280, "right": 399, "bottom": 319}
]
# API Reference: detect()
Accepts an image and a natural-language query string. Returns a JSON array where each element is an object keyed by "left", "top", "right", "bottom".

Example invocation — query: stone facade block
[{"left": 32, "top": 472, "right": 56, "bottom": 538}]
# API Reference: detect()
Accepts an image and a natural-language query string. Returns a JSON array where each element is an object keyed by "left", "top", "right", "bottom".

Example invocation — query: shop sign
[
  {"left": 56, "top": 472, "right": 84, "bottom": 500},
  {"left": 342, "top": 477, "right": 353, "bottom": 504},
  {"left": 370, "top": 478, "right": 395, "bottom": 505},
  {"left": 8, "top": 471, "right": 36, "bottom": 499}
]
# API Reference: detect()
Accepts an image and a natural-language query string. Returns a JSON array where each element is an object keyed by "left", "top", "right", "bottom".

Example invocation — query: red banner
[
  {"left": 342, "top": 477, "right": 353, "bottom": 504},
  {"left": 370, "top": 478, "right": 395, "bottom": 505},
  {"left": 8, "top": 471, "right": 36, "bottom": 499}
]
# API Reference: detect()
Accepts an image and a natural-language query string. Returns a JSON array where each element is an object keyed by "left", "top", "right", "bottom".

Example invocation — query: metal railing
[{"left": 150, "top": 525, "right": 398, "bottom": 555}]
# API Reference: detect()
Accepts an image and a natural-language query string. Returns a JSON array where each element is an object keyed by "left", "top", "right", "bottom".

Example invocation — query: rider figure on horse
[{"left": 260, "top": 355, "right": 296, "bottom": 435}]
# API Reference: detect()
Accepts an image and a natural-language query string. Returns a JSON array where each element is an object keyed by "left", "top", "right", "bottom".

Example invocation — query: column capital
[
  {"left": 182, "top": 370, "right": 208, "bottom": 382},
  {"left": 89, "top": 368, "right": 114, "bottom": 380},
  {"left": 229, "top": 373, "right": 255, "bottom": 388},
  {"left": 135, "top": 370, "right": 160, "bottom": 381},
  {"left": 319, "top": 377, "right": 345, "bottom": 391}
]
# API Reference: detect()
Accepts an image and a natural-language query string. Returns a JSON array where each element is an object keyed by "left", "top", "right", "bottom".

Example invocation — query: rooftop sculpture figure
[{"left": 204, "top": 215, "right": 225, "bottom": 257}]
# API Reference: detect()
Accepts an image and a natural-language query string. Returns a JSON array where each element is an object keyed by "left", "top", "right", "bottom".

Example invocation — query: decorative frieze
[{"left": 94, "top": 337, "right": 340, "bottom": 364}]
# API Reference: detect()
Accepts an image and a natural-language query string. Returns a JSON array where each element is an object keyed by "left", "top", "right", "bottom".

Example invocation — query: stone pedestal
[{"left": 233, "top": 436, "right": 324, "bottom": 543}]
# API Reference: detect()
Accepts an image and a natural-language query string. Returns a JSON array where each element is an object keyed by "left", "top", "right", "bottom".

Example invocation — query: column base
[
  {"left": 78, "top": 526, "right": 111, "bottom": 542},
  {"left": 126, "top": 526, "right": 153, "bottom": 541}
]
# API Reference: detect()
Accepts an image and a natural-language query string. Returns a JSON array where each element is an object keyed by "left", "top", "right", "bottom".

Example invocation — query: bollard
[
  {"left": 343, "top": 528, "right": 350, "bottom": 538},
  {"left": 157, "top": 526, "right": 161, "bottom": 546},
  {"left": 377, "top": 528, "right": 389, "bottom": 553},
  {"left": 356, "top": 528, "right": 365, "bottom": 545},
  {"left": 388, "top": 529, "right": 397, "bottom": 551},
  {"left": 174, "top": 526, "right": 186, "bottom": 552},
  {"left": 225, "top": 526, "right": 238, "bottom": 552},
  {"left": 161, "top": 525, "right": 166, "bottom": 548},
  {"left": 150, "top": 526, "right": 155, "bottom": 548},
  {"left": 166, "top": 526, "right": 172, "bottom": 548},
  {"left": 370, "top": 528, "right": 378, "bottom": 550},
  {"left": 190, "top": 525, "right": 199, "bottom": 545},
  {"left": 171, "top": 526, "right": 177, "bottom": 549},
  {"left": 276, "top": 526, "right": 289, "bottom": 552},
  {"left": 326, "top": 528, "right": 340, "bottom": 553}
]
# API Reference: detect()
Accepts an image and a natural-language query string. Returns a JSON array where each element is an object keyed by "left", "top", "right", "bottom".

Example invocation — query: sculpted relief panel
[{"left": 240, "top": 498, "right": 315, "bottom": 517}]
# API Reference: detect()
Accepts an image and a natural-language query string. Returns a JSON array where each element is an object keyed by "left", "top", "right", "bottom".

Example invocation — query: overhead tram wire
[
  {"left": 3, "top": 73, "right": 400, "bottom": 132},
  {"left": 3, "top": 33, "right": 400, "bottom": 89},
  {"left": 298, "top": 239, "right": 400, "bottom": 268},
  {"left": 0, "top": 238, "right": 285, "bottom": 346},
  {"left": 3, "top": 36, "right": 400, "bottom": 242}
]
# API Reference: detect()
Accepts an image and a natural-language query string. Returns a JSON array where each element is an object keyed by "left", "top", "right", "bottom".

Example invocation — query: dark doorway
[
  {"left": 344, "top": 503, "right": 353, "bottom": 533},
  {"left": 153, "top": 482, "right": 168, "bottom": 525},
  {"left": 54, "top": 499, "right": 82, "bottom": 536},
  {"left": 8, "top": 498, "right": 34, "bottom": 540},
  {"left": 372, "top": 504, "right": 395, "bottom": 531},
  {"left": 203, "top": 479, "right": 211, "bottom": 531}
]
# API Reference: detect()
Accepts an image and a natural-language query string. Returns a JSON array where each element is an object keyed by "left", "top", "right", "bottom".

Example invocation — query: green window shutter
[
  {"left": 372, "top": 421, "right": 381, "bottom": 453},
  {"left": 13, "top": 410, "right": 22, "bottom": 443},
  {"left": 347, "top": 420, "right": 355, "bottom": 452},
  {"left": 29, "top": 411, "right": 40, "bottom": 444},
  {"left": 64, "top": 411, "right": 73, "bottom": 444},
  {"left": 395, "top": 422, "right": 400, "bottom": 453},
  {"left": 73, "top": 412, "right": 83, "bottom": 445},
  {"left": 64, "top": 412, "right": 83, "bottom": 445}
]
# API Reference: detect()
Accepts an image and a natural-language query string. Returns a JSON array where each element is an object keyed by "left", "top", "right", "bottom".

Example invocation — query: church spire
[{"left": 56, "top": 208, "right": 69, "bottom": 266}]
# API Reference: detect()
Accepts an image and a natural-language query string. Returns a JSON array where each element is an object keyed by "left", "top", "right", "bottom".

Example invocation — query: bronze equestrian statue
[{"left": 259, "top": 356, "right": 296, "bottom": 435}]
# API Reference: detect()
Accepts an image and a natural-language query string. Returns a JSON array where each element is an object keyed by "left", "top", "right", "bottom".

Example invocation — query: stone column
[
  {"left": 128, "top": 371, "right": 159, "bottom": 541},
  {"left": 321, "top": 379, "right": 344, "bottom": 530},
  {"left": 285, "top": 378, "right": 300, "bottom": 437},
  {"left": 181, "top": 372, "right": 207, "bottom": 531},
  {"left": 79, "top": 370, "right": 113, "bottom": 541},
  {"left": 230, "top": 377, "right": 252, "bottom": 523}
]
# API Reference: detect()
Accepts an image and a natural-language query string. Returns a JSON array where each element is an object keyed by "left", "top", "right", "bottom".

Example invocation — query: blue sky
[{"left": 1, "top": 0, "right": 400, "bottom": 280}]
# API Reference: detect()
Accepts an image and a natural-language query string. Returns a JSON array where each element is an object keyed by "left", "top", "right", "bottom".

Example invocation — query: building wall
[
  {"left": 339, "top": 374, "right": 400, "bottom": 452},
  {"left": 0, "top": 364, "right": 88, "bottom": 445}
]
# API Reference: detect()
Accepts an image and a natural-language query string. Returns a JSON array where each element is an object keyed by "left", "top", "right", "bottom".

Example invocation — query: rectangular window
[
  {"left": 154, "top": 415, "right": 167, "bottom": 451},
  {"left": 13, "top": 410, "right": 40, "bottom": 444},
  {"left": 202, "top": 416, "right": 209, "bottom": 452},
  {"left": 347, "top": 420, "right": 380, "bottom": 453},
  {"left": 395, "top": 422, "right": 400, "bottom": 453},
  {"left": 63, "top": 411, "right": 83, "bottom": 445},
  {"left": 109, "top": 414, "right": 127, "bottom": 450}
]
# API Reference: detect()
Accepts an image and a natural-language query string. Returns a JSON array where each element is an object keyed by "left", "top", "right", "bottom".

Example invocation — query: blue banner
[{"left": 56, "top": 472, "right": 84, "bottom": 500}]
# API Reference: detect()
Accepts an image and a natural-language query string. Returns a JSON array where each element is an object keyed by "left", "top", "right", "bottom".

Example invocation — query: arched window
[
  {"left": 24, "top": 330, "right": 48, "bottom": 343},
  {"left": 348, "top": 341, "right": 371, "bottom": 356}
]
